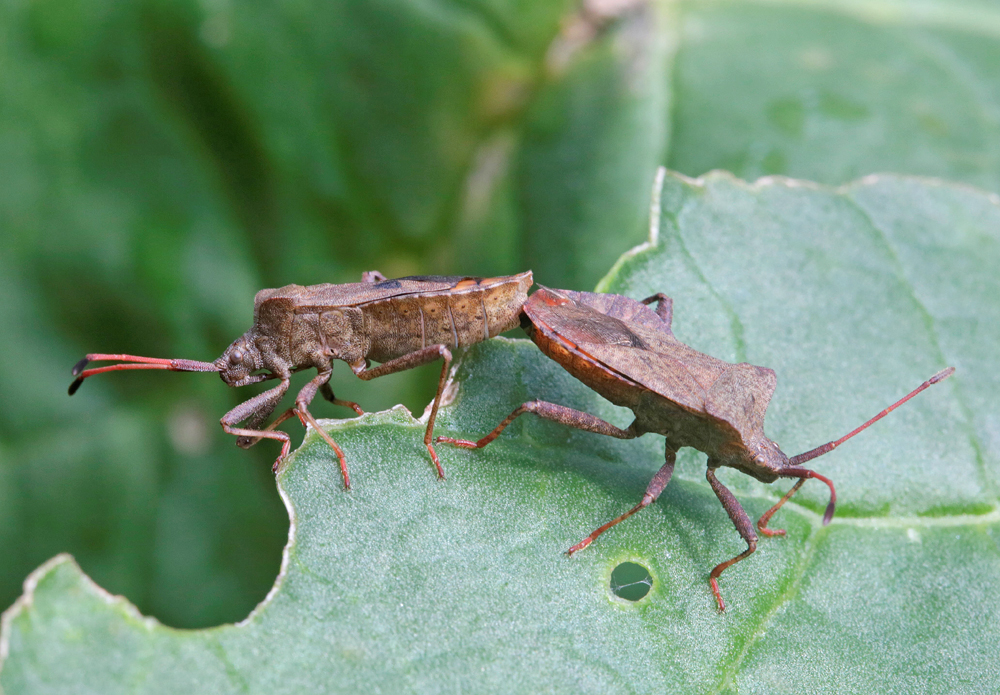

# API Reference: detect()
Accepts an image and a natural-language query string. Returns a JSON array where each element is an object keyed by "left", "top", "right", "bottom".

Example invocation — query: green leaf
[
  {"left": 3, "top": 171, "right": 997, "bottom": 693},
  {"left": 668, "top": 0, "right": 1000, "bottom": 190}
]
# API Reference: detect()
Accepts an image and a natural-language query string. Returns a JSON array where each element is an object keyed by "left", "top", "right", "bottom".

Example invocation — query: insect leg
[
  {"left": 706, "top": 467, "right": 758, "bottom": 612},
  {"left": 220, "top": 380, "right": 292, "bottom": 472},
  {"left": 248, "top": 409, "right": 299, "bottom": 442},
  {"left": 284, "top": 367, "right": 352, "bottom": 489},
  {"left": 236, "top": 389, "right": 286, "bottom": 450},
  {"left": 436, "top": 401, "right": 638, "bottom": 449},
  {"left": 756, "top": 479, "right": 807, "bottom": 537},
  {"left": 354, "top": 344, "right": 453, "bottom": 479},
  {"left": 765, "top": 466, "right": 837, "bottom": 526},
  {"left": 233, "top": 372, "right": 311, "bottom": 449},
  {"left": 319, "top": 383, "right": 364, "bottom": 416},
  {"left": 567, "top": 446, "right": 676, "bottom": 555},
  {"left": 640, "top": 293, "right": 673, "bottom": 325}
]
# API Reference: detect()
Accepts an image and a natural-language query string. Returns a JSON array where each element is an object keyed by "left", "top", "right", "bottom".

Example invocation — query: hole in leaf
[{"left": 610, "top": 562, "right": 652, "bottom": 602}]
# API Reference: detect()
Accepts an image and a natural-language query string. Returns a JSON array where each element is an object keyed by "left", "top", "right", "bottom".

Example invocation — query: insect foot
[
  {"left": 70, "top": 272, "right": 533, "bottom": 488},
  {"left": 439, "top": 286, "right": 954, "bottom": 611}
]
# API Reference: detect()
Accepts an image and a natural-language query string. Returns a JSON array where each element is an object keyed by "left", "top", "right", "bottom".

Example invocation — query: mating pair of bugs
[{"left": 69, "top": 271, "right": 952, "bottom": 611}]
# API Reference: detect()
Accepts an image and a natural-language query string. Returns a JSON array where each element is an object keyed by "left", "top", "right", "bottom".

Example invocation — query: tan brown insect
[
  {"left": 439, "top": 286, "right": 953, "bottom": 610},
  {"left": 70, "top": 271, "right": 533, "bottom": 488}
]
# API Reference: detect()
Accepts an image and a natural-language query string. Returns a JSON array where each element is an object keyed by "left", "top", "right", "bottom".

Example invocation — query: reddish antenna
[
  {"left": 791, "top": 367, "right": 955, "bottom": 466},
  {"left": 69, "top": 354, "right": 219, "bottom": 395},
  {"left": 762, "top": 367, "right": 956, "bottom": 531}
]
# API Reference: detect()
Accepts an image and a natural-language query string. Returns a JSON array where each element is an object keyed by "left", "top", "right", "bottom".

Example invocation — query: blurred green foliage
[{"left": 2, "top": 0, "right": 1000, "bottom": 630}]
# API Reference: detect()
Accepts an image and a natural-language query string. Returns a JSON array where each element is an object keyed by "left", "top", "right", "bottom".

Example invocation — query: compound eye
[{"left": 229, "top": 348, "right": 244, "bottom": 366}]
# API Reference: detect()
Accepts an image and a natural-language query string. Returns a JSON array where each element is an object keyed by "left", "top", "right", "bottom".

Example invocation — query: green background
[{"left": 1, "top": 0, "right": 999, "bottom": 689}]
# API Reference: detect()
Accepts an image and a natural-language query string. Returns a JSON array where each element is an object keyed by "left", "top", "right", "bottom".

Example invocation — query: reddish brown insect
[
  {"left": 70, "top": 271, "right": 533, "bottom": 487},
  {"left": 438, "top": 286, "right": 954, "bottom": 610}
]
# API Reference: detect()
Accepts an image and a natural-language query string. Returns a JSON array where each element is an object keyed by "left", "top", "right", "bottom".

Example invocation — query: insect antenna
[
  {"left": 763, "top": 367, "right": 955, "bottom": 531},
  {"left": 69, "top": 354, "right": 220, "bottom": 395},
  {"left": 789, "top": 367, "right": 955, "bottom": 466}
]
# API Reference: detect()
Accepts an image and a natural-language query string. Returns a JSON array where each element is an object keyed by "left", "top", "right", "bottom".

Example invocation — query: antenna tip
[
  {"left": 68, "top": 378, "right": 83, "bottom": 396},
  {"left": 822, "top": 500, "right": 835, "bottom": 526},
  {"left": 930, "top": 366, "right": 956, "bottom": 384},
  {"left": 71, "top": 357, "right": 90, "bottom": 376}
]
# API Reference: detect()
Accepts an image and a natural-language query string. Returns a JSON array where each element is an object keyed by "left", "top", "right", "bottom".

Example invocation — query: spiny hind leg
[{"left": 436, "top": 401, "right": 639, "bottom": 449}]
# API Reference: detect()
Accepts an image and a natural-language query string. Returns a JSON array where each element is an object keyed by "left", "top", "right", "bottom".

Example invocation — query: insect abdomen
[{"left": 362, "top": 272, "right": 532, "bottom": 363}]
